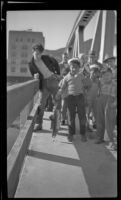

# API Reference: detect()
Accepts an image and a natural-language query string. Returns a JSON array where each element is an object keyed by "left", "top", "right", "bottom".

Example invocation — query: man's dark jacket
[{"left": 28, "top": 55, "right": 60, "bottom": 90}]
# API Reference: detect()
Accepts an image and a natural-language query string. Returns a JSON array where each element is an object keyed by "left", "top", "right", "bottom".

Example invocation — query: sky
[{"left": 7, "top": 10, "right": 80, "bottom": 52}]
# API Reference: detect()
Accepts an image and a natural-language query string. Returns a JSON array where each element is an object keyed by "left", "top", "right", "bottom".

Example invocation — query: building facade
[
  {"left": 7, "top": 30, "right": 45, "bottom": 78},
  {"left": 65, "top": 10, "right": 117, "bottom": 62}
]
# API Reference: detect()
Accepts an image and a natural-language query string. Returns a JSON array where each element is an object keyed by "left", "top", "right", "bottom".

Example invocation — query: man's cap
[
  {"left": 32, "top": 43, "right": 44, "bottom": 52},
  {"left": 103, "top": 56, "right": 116, "bottom": 63},
  {"left": 68, "top": 57, "right": 80, "bottom": 66},
  {"left": 88, "top": 50, "right": 96, "bottom": 56}
]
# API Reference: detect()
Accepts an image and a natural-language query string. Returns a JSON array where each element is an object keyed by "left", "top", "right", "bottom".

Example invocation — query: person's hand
[
  {"left": 55, "top": 74, "right": 61, "bottom": 81},
  {"left": 34, "top": 73, "right": 39, "bottom": 79},
  {"left": 55, "top": 90, "right": 61, "bottom": 100}
]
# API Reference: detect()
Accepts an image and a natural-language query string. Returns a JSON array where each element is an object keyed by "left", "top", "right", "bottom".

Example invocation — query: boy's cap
[
  {"left": 68, "top": 58, "right": 80, "bottom": 66},
  {"left": 90, "top": 64, "right": 99, "bottom": 70},
  {"left": 32, "top": 43, "right": 44, "bottom": 52}
]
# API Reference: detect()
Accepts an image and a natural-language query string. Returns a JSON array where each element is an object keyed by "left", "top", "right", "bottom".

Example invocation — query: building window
[
  {"left": 21, "top": 60, "right": 28, "bottom": 64},
  {"left": 22, "top": 45, "right": 28, "bottom": 50},
  {"left": 11, "top": 60, "right": 16, "bottom": 64},
  {"left": 16, "top": 38, "right": 18, "bottom": 42},
  {"left": 21, "top": 53, "right": 28, "bottom": 57},
  {"left": 27, "top": 38, "right": 30, "bottom": 42},
  {"left": 11, "top": 66, "right": 16, "bottom": 72},
  {"left": 11, "top": 52, "right": 16, "bottom": 57},
  {"left": 20, "top": 67, "right": 27, "bottom": 73},
  {"left": 32, "top": 39, "right": 35, "bottom": 43},
  {"left": 20, "top": 38, "right": 23, "bottom": 42},
  {"left": 11, "top": 44, "right": 16, "bottom": 49}
]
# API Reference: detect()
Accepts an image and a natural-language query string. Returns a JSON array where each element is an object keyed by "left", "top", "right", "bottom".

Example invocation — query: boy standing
[
  {"left": 95, "top": 68, "right": 115, "bottom": 144},
  {"left": 56, "top": 58, "right": 90, "bottom": 142},
  {"left": 103, "top": 56, "right": 117, "bottom": 150},
  {"left": 59, "top": 52, "right": 70, "bottom": 125},
  {"left": 105, "top": 78, "right": 117, "bottom": 150},
  {"left": 86, "top": 65, "right": 101, "bottom": 131},
  {"left": 87, "top": 50, "right": 103, "bottom": 71}
]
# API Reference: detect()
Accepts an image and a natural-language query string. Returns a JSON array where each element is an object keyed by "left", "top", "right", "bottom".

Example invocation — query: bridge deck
[{"left": 15, "top": 112, "right": 117, "bottom": 198}]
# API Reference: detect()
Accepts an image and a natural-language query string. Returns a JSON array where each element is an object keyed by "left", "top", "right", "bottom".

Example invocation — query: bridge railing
[
  {"left": 7, "top": 79, "right": 39, "bottom": 198},
  {"left": 7, "top": 79, "right": 39, "bottom": 128}
]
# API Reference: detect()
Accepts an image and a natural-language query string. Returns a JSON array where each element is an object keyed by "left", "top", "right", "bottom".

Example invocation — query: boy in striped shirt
[{"left": 56, "top": 58, "right": 90, "bottom": 142}]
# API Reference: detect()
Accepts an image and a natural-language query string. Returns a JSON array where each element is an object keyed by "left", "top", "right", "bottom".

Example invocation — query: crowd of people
[{"left": 28, "top": 42, "right": 117, "bottom": 151}]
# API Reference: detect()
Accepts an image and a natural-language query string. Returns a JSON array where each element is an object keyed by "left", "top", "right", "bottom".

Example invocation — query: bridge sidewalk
[{"left": 15, "top": 112, "right": 117, "bottom": 198}]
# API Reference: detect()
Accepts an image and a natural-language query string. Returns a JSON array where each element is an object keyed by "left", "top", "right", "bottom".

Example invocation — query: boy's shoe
[
  {"left": 61, "top": 120, "right": 65, "bottom": 125},
  {"left": 95, "top": 139, "right": 105, "bottom": 144},
  {"left": 52, "top": 133, "right": 57, "bottom": 138},
  {"left": 81, "top": 135, "right": 87, "bottom": 142},
  {"left": 92, "top": 124, "right": 97, "bottom": 130},
  {"left": 86, "top": 126, "right": 93, "bottom": 132},
  {"left": 67, "top": 134, "right": 73, "bottom": 142},
  {"left": 52, "top": 129, "right": 58, "bottom": 138},
  {"left": 49, "top": 114, "right": 54, "bottom": 121},
  {"left": 34, "top": 124, "right": 42, "bottom": 131}
]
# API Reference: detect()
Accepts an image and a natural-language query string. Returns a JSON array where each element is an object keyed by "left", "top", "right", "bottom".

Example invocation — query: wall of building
[{"left": 7, "top": 30, "right": 45, "bottom": 77}]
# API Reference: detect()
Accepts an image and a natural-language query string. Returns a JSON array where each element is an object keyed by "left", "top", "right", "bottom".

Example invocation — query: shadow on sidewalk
[
  {"left": 31, "top": 112, "right": 117, "bottom": 197},
  {"left": 72, "top": 135, "right": 117, "bottom": 197},
  {"left": 27, "top": 133, "right": 117, "bottom": 197},
  {"left": 27, "top": 149, "right": 81, "bottom": 167},
  {"left": 34, "top": 127, "right": 68, "bottom": 137}
]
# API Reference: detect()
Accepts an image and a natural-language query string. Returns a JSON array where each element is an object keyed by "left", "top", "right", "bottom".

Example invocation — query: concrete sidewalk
[{"left": 15, "top": 112, "right": 117, "bottom": 198}]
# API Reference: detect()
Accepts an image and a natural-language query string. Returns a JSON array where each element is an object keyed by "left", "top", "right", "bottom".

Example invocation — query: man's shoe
[
  {"left": 34, "top": 124, "right": 42, "bottom": 131},
  {"left": 81, "top": 135, "right": 87, "bottom": 142},
  {"left": 52, "top": 131, "right": 57, "bottom": 138},
  {"left": 61, "top": 120, "right": 65, "bottom": 125},
  {"left": 67, "top": 134, "right": 73, "bottom": 142},
  {"left": 95, "top": 139, "right": 105, "bottom": 144}
]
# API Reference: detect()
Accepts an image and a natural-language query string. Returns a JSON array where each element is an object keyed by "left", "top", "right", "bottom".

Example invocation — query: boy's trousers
[
  {"left": 105, "top": 100, "right": 117, "bottom": 142},
  {"left": 67, "top": 93, "right": 86, "bottom": 136},
  {"left": 61, "top": 97, "right": 68, "bottom": 121},
  {"left": 86, "top": 82, "right": 99, "bottom": 121},
  {"left": 96, "top": 94, "right": 109, "bottom": 140}
]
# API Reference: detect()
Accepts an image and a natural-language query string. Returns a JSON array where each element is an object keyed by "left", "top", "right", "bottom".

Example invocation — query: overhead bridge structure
[{"left": 65, "top": 10, "right": 116, "bottom": 62}]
